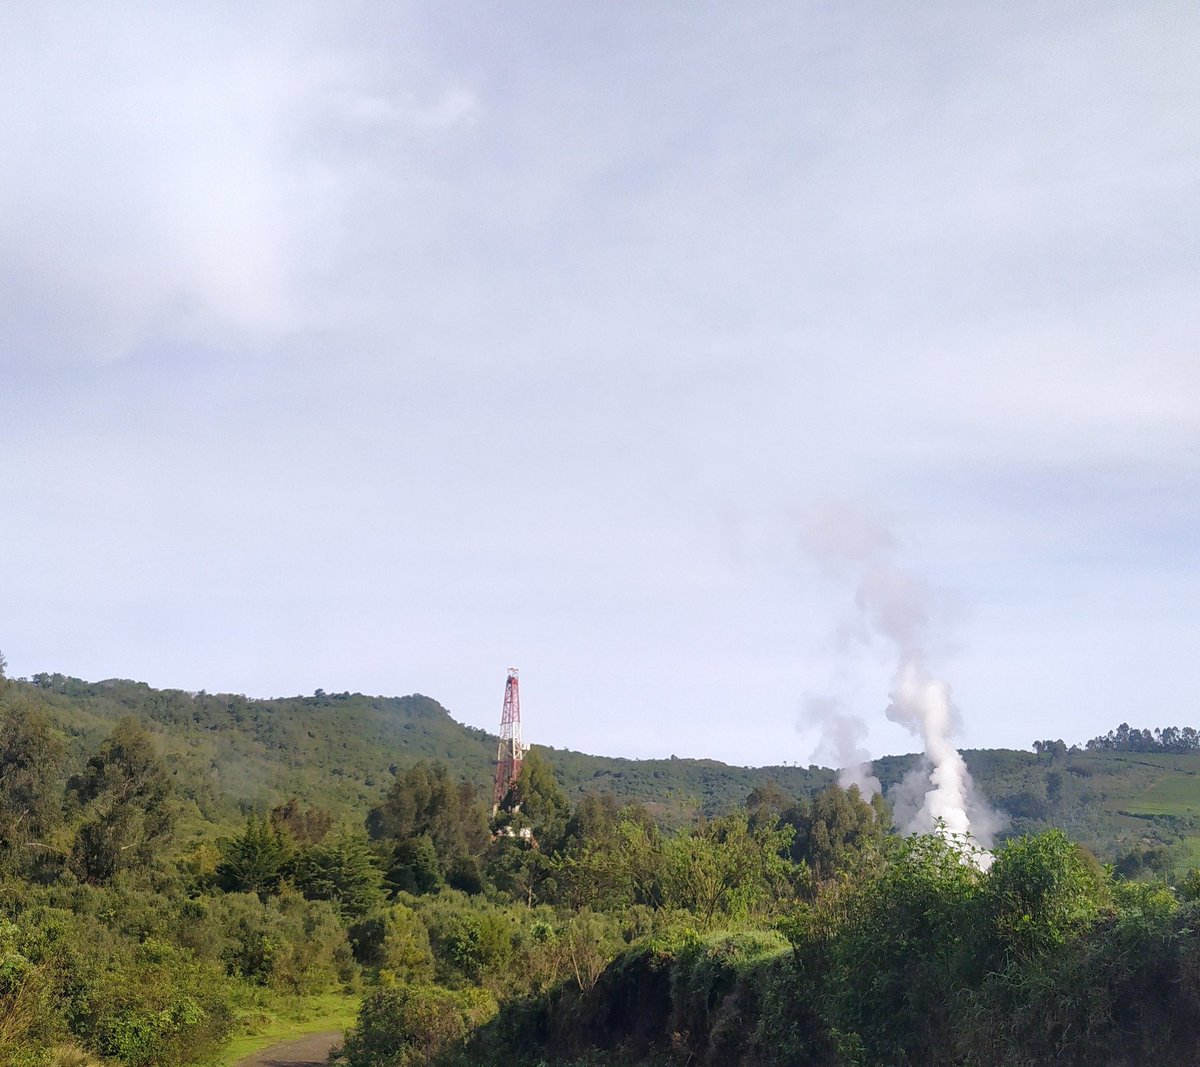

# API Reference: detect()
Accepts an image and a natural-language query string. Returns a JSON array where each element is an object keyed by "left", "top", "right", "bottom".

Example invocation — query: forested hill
[
  {"left": 11, "top": 668, "right": 1200, "bottom": 1067},
  {"left": 9, "top": 673, "right": 834, "bottom": 827},
  {"left": 11, "top": 672, "right": 1200, "bottom": 869}
]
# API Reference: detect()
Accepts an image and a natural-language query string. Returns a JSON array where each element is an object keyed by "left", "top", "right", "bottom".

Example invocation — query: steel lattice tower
[{"left": 493, "top": 667, "right": 526, "bottom": 808}]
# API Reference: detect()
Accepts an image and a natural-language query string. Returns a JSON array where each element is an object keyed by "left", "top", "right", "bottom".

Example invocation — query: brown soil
[{"left": 233, "top": 1030, "right": 343, "bottom": 1067}]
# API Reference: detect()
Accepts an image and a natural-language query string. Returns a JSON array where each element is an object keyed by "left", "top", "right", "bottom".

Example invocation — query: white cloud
[{"left": 2, "top": 3, "right": 1199, "bottom": 761}]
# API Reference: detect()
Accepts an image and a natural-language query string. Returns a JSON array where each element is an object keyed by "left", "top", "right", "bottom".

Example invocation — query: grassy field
[
  {"left": 1114, "top": 765, "right": 1200, "bottom": 817},
  {"left": 1061, "top": 753, "right": 1200, "bottom": 874},
  {"left": 1173, "top": 837, "right": 1200, "bottom": 871},
  {"left": 1086, "top": 753, "right": 1200, "bottom": 826},
  {"left": 190, "top": 989, "right": 361, "bottom": 1067}
]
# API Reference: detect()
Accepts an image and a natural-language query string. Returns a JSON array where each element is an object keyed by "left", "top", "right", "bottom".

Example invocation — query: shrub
[
  {"left": 341, "top": 982, "right": 497, "bottom": 1067},
  {"left": 350, "top": 904, "right": 435, "bottom": 982},
  {"left": 416, "top": 894, "right": 518, "bottom": 987},
  {"left": 824, "top": 830, "right": 982, "bottom": 1066},
  {"left": 214, "top": 889, "right": 355, "bottom": 991},
  {"left": 980, "top": 830, "right": 1110, "bottom": 962},
  {"left": 71, "top": 938, "right": 233, "bottom": 1067}
]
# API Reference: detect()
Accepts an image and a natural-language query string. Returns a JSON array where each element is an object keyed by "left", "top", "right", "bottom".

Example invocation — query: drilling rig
[{"left": 492, "top": 667, "right": 528, "bottom": 811}]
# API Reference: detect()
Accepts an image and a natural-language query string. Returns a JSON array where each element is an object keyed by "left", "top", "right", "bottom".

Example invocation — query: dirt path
[{"left": 233, "top": 1030, "right": 343, "bottom": 1067}]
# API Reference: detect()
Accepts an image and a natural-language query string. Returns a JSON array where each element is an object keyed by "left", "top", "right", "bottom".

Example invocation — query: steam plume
[
  {"left": 802, "top": 695, "right": 881, "bottom": 798},
  {"left": 802, "top": 502, "right": 1002, "bottom": 853},
  {"left": 886, "top": 663, "right": 971, "bottom": 837}
]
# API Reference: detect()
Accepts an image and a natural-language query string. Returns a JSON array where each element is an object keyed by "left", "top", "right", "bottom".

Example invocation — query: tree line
[{"left": 1085, "top": 722, "right": 1200, "bottom": 753}]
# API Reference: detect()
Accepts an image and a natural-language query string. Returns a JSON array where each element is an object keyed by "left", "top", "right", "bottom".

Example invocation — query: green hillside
[
  {"left": 7, "top": 667, "right": 1200, "bottom": 1067},
  {"left": 11, "top": 673, "right": 834, "bottom": 830},
  {"left": 9, "top": 672, "right": 1200, "bottom": 870},
  {"left": 16, "top": 673, "right": 496, "bottom": 820}
]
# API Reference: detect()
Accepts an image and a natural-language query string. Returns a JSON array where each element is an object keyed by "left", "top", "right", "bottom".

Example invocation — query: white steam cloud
[
  {"left": 802, "top": 695, "right": 882, "bottom": 798},
  {"left": 801, "top": 502, "right": 1004, "bottom": 855}
]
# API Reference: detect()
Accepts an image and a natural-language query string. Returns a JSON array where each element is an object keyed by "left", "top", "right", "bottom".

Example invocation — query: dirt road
[{"left": 233, "top": 1030, "right": 343, "bottom": 1067}]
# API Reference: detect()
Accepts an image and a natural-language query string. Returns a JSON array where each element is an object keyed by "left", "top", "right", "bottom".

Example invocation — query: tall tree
[
  {"left": 561, "top": 791, "right": 622, "bottom": 849},
  {"left": 0, "top": 699, "right": 65, "bottom": 867},
  {"left": 745, "top": 780, "right": 793, "bottom": 832},
  {"left": 659, "top": 811, "right": 795, "bottom": 929},
  {"left": 784, "top": 783, "right": 889, "bottom": 882},
  {"left": 67, "top": 717, "right": 173, "bottom": 883},
  {"left": 270, "top": 797, "right": 333, "bottom": 845},
  {"left": 367, "top": 760, "right": 488, "bottom": 889},
  {"left": 499, "top": 748, "right": 570, "bottom": 850},
  {"left": 217, "top": 815, "right": 291, "bottom": 898},
  {"left": 292, "top": 834, "right": 386, "bottom": 919}
]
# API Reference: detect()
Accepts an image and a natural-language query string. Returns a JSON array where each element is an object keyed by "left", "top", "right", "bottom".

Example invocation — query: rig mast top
[{"left": 493, "top": 667, "right": 527, "bottom": 809}]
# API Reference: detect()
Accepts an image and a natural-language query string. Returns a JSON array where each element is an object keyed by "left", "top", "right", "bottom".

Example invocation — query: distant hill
[
  {"left": 9, "top": 672, "right": 1200, "bottom": 872},
  {"left": 10, "top": 673, "right": 834, "bottom": 828},
  {"left": 876, "top": 746, "right": 1200, "bottom": 874}
]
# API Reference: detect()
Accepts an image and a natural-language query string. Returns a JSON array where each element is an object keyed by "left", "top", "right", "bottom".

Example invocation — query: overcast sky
[{"left": 3, "top": 3, "right": 1198, "bottom": 767}]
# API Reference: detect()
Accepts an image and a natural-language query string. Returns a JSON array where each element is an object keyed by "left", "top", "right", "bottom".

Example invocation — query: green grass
[
  {"left": 1172, "top": 836, "right": 1200, "bottom": 872},
  {"left": 190, "top": 989, "right": 361, "bottom": 1067},
  {"left": 1116, "top": 770, "right": 1200, "bottom": 817}
]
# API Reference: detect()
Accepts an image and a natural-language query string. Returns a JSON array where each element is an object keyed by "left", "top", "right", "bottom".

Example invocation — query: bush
[
  {"left": 341, "top": 982, "right": 497, "bottom": 1067},
  {"left": 70, "top": 938, "right": 233, "bottom": 1067},
  {"left": 415, "top": 894, "right": 519, "bottom": 987},
  {"left": 980, "top": 829, "right": 1110, "bottom": 961},
  {"left": 823, "top": 832, "right": 982, "bottom": 1065},
  {"left": 0, "top": 928, "right": 57, "bottom": 1064},
  {"left": 215, "top": 889, "right": 355, "bottom": 992},
  {"left": 350, "top": 904, "right": 435, "bottom": 982}
]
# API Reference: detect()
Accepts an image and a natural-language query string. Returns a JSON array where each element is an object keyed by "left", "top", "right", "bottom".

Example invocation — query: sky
[{"left": 2, "top": 3, "right": 1199, "bottom": 768}]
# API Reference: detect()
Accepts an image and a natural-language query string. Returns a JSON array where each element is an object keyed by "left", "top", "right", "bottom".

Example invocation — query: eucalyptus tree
[{"left": 67, "top": 717, "right": 174, "bottom": 883}]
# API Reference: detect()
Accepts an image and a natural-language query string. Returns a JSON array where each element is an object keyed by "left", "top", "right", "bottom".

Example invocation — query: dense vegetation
[
  {"left": 13, "top": 671, "right": 1200, "bottom": 872},
  {"left": 455, "top": 831, "right": 1200, "bottom": 1066},
  {"left": 14, "top": 672, "right": 833, "bottom": 828},
  {"left": 0, "top": 682, "right": 365, "bottom": 1065},
  {"left": 5, "top": 660, "right": 1200, "bottom": 1065}
]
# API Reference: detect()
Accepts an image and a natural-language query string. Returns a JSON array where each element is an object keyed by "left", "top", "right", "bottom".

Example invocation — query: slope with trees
[{"left": 7, "top": 659, "right": 1200, "bottom": 1065}]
